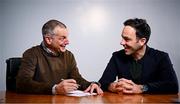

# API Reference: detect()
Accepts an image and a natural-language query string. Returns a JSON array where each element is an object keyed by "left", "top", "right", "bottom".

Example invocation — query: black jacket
[{"left": 99, "top": 46, "right": 179, "bottom": 94}]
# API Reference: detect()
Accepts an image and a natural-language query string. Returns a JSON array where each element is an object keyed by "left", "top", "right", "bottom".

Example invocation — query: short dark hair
[
  {"left": 42, "top": 19, "right": 66, "bottom": 37},
  {"left": 124, "top": 18, "right": 151, "bottom": 43}
]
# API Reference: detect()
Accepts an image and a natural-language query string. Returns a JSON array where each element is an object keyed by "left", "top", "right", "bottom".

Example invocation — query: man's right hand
[
  {"left": 55, "top": 79, "right": 79, "bottom": 94},
  {"left": 108, "top": 78, "right": 144, "bottom": 94},
  {"left": 108, "top": 82, "right": 123, "bottom": 93}
]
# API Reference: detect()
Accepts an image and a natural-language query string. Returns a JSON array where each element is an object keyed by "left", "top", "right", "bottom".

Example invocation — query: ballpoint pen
[{"left": 61, "top": 79, "right": 80, "bottom": 87}]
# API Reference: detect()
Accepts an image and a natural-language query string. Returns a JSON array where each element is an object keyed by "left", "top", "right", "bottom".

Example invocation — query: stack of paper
[{"left": 66, "top": 90, "right": 97, "bottom": 97}]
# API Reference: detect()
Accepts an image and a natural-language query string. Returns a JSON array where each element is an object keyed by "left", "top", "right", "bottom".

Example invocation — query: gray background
[{"left": 0, "top": 0, "right": 180, "bottom": 91}]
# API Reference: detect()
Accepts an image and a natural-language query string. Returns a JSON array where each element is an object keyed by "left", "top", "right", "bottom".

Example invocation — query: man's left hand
[{"left": 84, "top": 83, "right": 103, "bottom": 94}]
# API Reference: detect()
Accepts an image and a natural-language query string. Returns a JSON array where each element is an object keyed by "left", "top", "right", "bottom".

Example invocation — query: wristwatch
[{"left": 141, "top": 85, "right": 148, "bottom": 93}]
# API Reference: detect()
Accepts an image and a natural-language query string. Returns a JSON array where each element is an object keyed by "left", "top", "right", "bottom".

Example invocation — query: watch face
[{"left": 143, "top": 85, "right": 148, "bottom": 92}]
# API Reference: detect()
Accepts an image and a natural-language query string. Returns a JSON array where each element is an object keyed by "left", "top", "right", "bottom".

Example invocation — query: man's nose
[
  {"left": 64, "top": 39, "right": 69, "bottom": 45},
  {"left": 120, "top": 39, "right": 125, "bottom": 45}
]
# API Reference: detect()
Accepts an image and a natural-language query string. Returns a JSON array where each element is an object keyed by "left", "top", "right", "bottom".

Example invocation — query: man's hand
[
  {"left": 108, "top": 78, "right": 143, "bottom": 94},
  {"left": 84, "top": 83, "right": 103, "bottom": 94},
  {"left": 55, "top": 79, "right": 79, "bottom": 94},
  {"left": 108, "top": 82, "right": 123, "bottom": 93},
  {"left": 118, "top": 78, "right": 143, "bottom": 94}
]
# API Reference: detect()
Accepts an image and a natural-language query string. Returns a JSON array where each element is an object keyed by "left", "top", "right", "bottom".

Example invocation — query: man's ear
[
  {"left": 44, "top": 36, "right": 52, "bottom": 45},
  {"left": 139, "top": 38, "right": 146, "bottom": 46}
]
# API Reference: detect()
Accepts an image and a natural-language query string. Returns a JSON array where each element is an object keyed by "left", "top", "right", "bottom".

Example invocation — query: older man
[{"left": 16, "top": 19, "right": 103, "bottom": 95}]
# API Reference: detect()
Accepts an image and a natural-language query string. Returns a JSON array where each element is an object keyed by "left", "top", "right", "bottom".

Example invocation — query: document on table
[{"left": 66, "top": 90, "right": 97, "bottom": 97}]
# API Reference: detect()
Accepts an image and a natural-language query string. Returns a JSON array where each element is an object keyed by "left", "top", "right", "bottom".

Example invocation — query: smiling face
[
  {"left": 120, "top": 26, "right": 146, "bottom": 56},
  {"left": 44, "top": 26, "right": 69, "bottom": 52}
]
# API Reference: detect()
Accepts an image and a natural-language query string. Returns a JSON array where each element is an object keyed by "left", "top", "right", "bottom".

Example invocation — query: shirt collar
[{"left": 41, "top": 41, "right": 61, "bottom": 57}]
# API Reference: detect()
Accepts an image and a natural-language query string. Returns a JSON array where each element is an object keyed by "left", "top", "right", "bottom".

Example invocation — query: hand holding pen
[{"left": 55, "top": 79, "right": 80, "bottom": 94}]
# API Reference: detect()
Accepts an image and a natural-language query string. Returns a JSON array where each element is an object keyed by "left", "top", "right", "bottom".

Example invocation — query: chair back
[{"left": 6, "top": 57, "right": 21, "bottom": 91}]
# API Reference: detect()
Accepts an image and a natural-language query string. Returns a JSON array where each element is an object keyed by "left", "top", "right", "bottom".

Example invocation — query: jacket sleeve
[
  {"left": 98, "top": 53, "right": 118, "bottom": 91},
  {"left": 68, "top": 53, "right": 91, "bottom": 90},
  {"left": 16, "top": 49, "right": 53, "bottom": 94},
  {"left": 146, "top": 53, "right": 179, "bottom": 94}
]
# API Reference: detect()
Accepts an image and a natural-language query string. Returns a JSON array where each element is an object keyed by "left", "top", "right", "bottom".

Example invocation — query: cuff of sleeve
[{"left": 52, "top": 84, "right": 57, "bottom": 95}]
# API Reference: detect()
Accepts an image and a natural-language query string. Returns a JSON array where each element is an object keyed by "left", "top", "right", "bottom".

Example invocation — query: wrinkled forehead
[{"left": 53, "top": 26, "right": 69, "bottom": 37}]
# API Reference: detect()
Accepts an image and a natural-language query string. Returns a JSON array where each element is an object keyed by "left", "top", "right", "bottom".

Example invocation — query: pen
[{"left": 61, "top": 79, "right": 81, "bottom": 87}]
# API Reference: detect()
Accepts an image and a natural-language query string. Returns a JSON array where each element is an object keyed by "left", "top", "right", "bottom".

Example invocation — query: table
[{"left": 0, "top": 91, "right": 180, "bottom": 103}]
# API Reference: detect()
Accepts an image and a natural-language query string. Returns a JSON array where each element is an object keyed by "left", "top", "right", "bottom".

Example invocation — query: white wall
[{"left": 0, "top": 0, "right": 180, "bottom": 91}]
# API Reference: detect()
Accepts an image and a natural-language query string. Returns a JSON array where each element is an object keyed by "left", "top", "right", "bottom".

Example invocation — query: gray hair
[{"left": 42, "top": 19, "right": 66, "bottom": 37}]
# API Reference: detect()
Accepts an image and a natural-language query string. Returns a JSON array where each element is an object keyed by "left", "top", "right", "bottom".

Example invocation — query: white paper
[{"left": 66, "top": 90, "right": 97, "bottom": 97}]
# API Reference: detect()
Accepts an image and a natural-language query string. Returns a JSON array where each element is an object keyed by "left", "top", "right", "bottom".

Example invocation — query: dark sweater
[
  {"left": 99, "top": 46, "right": 179, "bottom": 94},
  {"left": 16, "top": 45, "right": 90, "bottom": 94}
]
